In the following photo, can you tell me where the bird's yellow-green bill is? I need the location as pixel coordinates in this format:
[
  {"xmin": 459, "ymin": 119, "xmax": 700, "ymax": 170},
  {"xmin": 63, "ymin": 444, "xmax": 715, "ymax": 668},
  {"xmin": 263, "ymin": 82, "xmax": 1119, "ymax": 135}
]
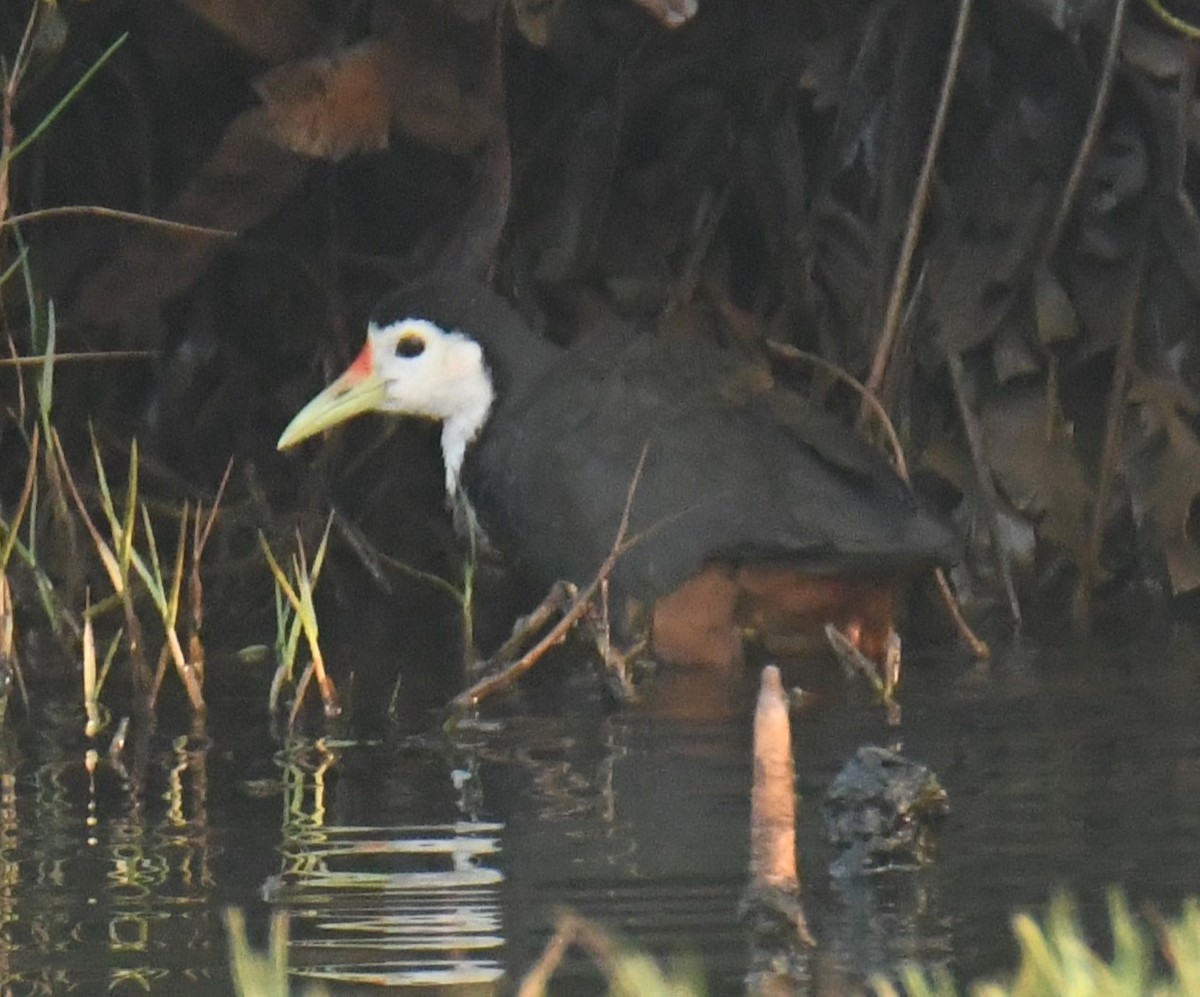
[{"xmin": 277, "ymin": 344, "xmax": 386, "ymax": 450}]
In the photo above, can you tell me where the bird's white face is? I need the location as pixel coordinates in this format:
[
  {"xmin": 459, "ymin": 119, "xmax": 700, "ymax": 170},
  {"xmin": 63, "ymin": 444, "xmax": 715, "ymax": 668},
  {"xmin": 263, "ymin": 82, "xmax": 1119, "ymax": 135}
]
[
  {"xmin": 277, "ymin": 317, "xmax": 495, "ymax": 496},
  {"xmin": 366, "ymin": 319, "xmax": 493, "ymax": 426}
]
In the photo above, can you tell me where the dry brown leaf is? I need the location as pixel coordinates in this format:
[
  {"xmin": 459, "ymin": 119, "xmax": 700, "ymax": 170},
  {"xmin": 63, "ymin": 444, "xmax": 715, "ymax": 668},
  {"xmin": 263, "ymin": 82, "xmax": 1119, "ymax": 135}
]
[
  {"xmin": 1128, "ymin": 374, "xmax": 1200, "ymax": 594},
  {"xmin": 1086, "ymin": 121, "xmax": 1148, "ymax": 217},
  {"xmin": 1067, "ymin": 258, "xmax": 1135, "ymax": 355},
  {"xmin": 255, "ymin": 39, "xmax": 393, "ymax": 161},
  {"xmin": 255, "ymin": 21, "xmax": 500, "ymax": 160},
  {"xmin": 926, "ymin": 242, "xmax": 1020, "ymax": 354},
  {"xmin": 980, "ymin": 387, "xmax": 1094, "ymax": 570},
  {"xmin": 1033, "ymin": 264, "xmax": 1079, "ymax": 346},
  {"xmin": 629, "ymin": 0, "xmax": 699, "ymax": 29},
  {"xmin": 1129, "ymin": 374, "xmax": 1200, "ymax": 432},
  {"xmin": 991, "ymin": 325, "xmax": 1042, "ymax": 383},
  {"xmin": 927, "ymin": 186, "xmax": 1049, "ymax": 355},
  {"xmin": 1144, "ymin": 421, "xmax": 1200, "ymax": 593},
  {"xmin": 511, "ymin": 0, "xmax": 561, "ymax": 47}
]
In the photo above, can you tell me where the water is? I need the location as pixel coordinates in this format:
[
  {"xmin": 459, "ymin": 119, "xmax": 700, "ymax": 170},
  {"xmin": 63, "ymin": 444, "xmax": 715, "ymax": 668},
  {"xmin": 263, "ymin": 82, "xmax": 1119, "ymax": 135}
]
[{"xmin": 4, "ymin": 621, "xmax": 1200, "ymax": 994}]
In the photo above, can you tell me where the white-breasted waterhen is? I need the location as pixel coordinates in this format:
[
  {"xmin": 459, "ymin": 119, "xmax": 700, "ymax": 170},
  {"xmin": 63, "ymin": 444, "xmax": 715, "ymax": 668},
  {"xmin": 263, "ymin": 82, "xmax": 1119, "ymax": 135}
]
[{"xmin": 277, "ymin": 281, "xmax": 956, "ymax": 669}]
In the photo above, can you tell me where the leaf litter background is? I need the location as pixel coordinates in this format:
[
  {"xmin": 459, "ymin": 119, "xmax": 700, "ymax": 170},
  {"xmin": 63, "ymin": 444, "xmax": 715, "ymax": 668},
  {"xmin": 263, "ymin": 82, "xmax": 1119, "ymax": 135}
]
[{"xmin": 4, "ymin": 0, "xmax": 1200, "ymax": 708}]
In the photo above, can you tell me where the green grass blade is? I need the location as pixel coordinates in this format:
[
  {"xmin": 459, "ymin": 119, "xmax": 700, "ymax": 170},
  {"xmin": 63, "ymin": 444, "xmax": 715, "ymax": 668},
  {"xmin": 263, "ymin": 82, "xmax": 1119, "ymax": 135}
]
[
  {"xmin": 89, "ymin": 426, "xmax": 120, "ymax": 537},
  {"xmin": 133, "ymin": 506, "xmax": 167, "ymax": 610},
  {"xmin": 37, "ymin": 300, "xmax": 55, "ymax": 433},
  {"xmin": 224, "ymin": 907, "xmax": 290, "ymax": 997},
  {"xmin": 0, "ymin": 246, "xmax": 27, "ymax": 288},
  {"xmin": 0, "ymin": 33, "xmax": 129, "ymax": 173},
  {"xmin": 0, "ymin": 426, "xmax": 38, "ymax": 570},
  {"xmin": 122, "ymin": 439, "xmax": 139, "ymax": 574},
  {"xmin": 309, "ymin": 514, "xmax": 334, "ymax": 582},
  {"xmin": 261, "ymin": 533, "xmax": 307, "ymax": 709},
  {"xmin": 167, "ymin": 503, "xmax": 188, "ymax": 629},
  {"xmin": 99, "ymin": 627, "xmax": 123, "ymax": 696},
  {"xmin": 259, "ymin": 534, "xmax": 300, "ymax": 610},
  {"xmin": 1106, "ymin": 890, "xmax": 1149, "ymax": 993},
  {"xmin": 56, "ymin": 428, "xmax": 125, "ymax": 594},
  {"xmin": 12, "ymin": 227, "xmax": 37, "ymax": 365}
]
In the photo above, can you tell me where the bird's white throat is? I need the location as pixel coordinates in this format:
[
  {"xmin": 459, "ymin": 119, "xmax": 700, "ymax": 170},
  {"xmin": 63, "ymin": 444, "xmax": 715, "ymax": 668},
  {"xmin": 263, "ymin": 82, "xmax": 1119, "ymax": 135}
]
[
  {"xmin": 441, "ymin": 386, "xmax": 492, "ymax": 495},
  {"xmin": 430, "ymin": 332, "xmax": 494, "ymax": 496}
]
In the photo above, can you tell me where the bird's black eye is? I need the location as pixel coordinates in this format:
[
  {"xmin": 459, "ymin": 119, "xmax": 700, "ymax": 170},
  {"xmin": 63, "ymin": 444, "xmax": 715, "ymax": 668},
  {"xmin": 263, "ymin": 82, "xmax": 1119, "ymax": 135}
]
[{"xmin": 395, "ymin": 334, "xmax": 426, "ymax": 359}]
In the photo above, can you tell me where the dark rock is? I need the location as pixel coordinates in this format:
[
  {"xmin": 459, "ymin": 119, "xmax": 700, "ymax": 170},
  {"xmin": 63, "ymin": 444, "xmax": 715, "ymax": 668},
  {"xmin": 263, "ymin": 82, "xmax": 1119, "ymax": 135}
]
[{"xmin": 823, "ymin": 745, "xmax": 948, "ymax": 877}]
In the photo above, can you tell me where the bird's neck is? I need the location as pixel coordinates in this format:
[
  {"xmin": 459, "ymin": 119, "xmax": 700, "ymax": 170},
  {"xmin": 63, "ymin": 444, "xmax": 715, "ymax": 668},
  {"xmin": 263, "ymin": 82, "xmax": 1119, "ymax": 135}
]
[{"xmin": 440, "ymin": 372, "xmax": 495, "ymax": 496}]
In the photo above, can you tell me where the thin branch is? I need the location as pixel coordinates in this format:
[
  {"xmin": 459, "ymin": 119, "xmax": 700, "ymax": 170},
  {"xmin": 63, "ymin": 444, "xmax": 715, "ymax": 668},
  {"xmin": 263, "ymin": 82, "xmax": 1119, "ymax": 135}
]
[
  {"xmin": 6, "ymin": 1, "xmax": 43, "ymax": 98},
  {"xmin": 447, "ymin": 445, "xmax": 650, "ymax": 716},
  {"xmin": 1040, "ymin": 0, "xmax": 1131, "ymax": 264},
  {"xmin": 188, "ymin": 458, "xmax": 233, "ymax": 675},
  {"xmin": 946, "ymin": 351, "xmax": 1022, "ymax": 626},
  {"xmin": 768, "ymin": 341, "xmax": 909, "ymax": 477},
  {"xmin": 0, "ymin": 350, "xmax": 155, "ymax": 367},
  {"xmin": 1166, "ymin": 41, "xmax": 1199, "ymax": 193},
  {"xmin": 865, "ymin": 0, "xmax": 974, "ymax": 400},
  {"xmin": 516, "ymin": 913, "xmax": 576, "ymax": 997},
  {"xmin": 0, "ymin": 204, "xmax": 240, "ymax": 240},
  {"xmin": 664, "ymin": 180, "xmax": 732, "ymax": 318},
  {"xmin": 1075, "ymin": 231, "xmax": 1146, "ymax": 619},
  {"xmin": 449, "ymin": 577, "xmax": 602, "ymax": 712},
  {"xmin": 0, "ymin": 575, "xmax": 27, "ymax": 716},
  {"xmin": 0, "ymin": 1, "xmax": 43, "ymax": 224},
  {"xmin": 484, "ymin": 581, "xmax": 575, "ymax": 667},
  {"xmin": 934, "ymin": 566, "xmax": 989, "ymax": 658},
  {"xmin": 770, "ymin": 340, "xmax": 989, "ymax": 657},
  {"xmin": 0, "ymin": 423, "xmax": 38, "ymax": 569}
]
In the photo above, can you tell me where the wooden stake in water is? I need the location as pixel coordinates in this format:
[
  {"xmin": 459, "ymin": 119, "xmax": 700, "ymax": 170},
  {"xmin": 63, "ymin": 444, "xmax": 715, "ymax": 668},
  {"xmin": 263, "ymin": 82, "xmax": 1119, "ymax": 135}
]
[
  {"xmin": 750, "ymin": 665, "xmax": 798, "ymax": 893},
  {"xmin": 746, "ymin": 664, "xmax": 815, "ymax": 951}
]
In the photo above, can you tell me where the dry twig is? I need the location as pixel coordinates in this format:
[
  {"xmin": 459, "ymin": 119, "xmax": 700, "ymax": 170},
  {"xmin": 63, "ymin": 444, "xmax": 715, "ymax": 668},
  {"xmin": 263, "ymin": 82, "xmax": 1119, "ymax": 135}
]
[
  {"xmin": 770, "ymin": 341, "xmax": 988, "ymax": 657},
  {"xmin": 187, "ymin": 459, "xmax": 234, "ymax": 680},
  {"xmin": 1040, "ymin": 0, "xmax": 1132, "ymax": 265},
  {"xmin": 0, "ymin": 1, "xmax": 43, "ymax": 225},
  {"xmin": 0, "ymin": 424, "xmax": 40, "ymax": 712},
  {"xmin": 516, "ymin": 910, "xmax": 694, "ymax": 997},
  {"xmin": 0, "ymin": 205, "xmax": 240, "ymax": 240},
  {"xmin": 1076, "ymin": 233, "xmax": 1147, "ymax": 618},
  {"xmin": 946, "ymin": 352, "xmax": 1022, "ymax": 627},
  {"xmin": 865, "ymin": 0, "xmax": 974, "ymax": 401},
  {"xmin": 1166, "ymin": 41, "xmax": 1199, "ymax": 193},
  {"xmin": 826, "ymin": 624, "xmax": 903, "ymax": 726},
  {"xmin": 0, "ymin": 350, "xmax": 156, "ymax": 367},
  {"xmin": 447, "ymin": 446, "xmax": 650, "ymax": 716},
  {"xmin": 483, "ymin": 580, "xmax": 576, "ymax": 668},
  {"xmin": 934, "ymin": 568, "xmax": 989, "ymax": 658}
]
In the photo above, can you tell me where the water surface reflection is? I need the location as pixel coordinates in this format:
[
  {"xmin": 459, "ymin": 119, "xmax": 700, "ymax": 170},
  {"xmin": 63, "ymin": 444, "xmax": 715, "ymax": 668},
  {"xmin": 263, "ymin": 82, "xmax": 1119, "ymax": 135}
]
[{"xmin": 2, "ymin": 627, "xmax": 1200, "ymax": 993}]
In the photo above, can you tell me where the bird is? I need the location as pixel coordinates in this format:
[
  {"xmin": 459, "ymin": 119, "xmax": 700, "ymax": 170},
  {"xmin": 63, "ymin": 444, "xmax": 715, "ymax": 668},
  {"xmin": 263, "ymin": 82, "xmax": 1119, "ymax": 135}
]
[{"xmin": 277, "ymin": 280, "xmax": 956, "ymax": 670}]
